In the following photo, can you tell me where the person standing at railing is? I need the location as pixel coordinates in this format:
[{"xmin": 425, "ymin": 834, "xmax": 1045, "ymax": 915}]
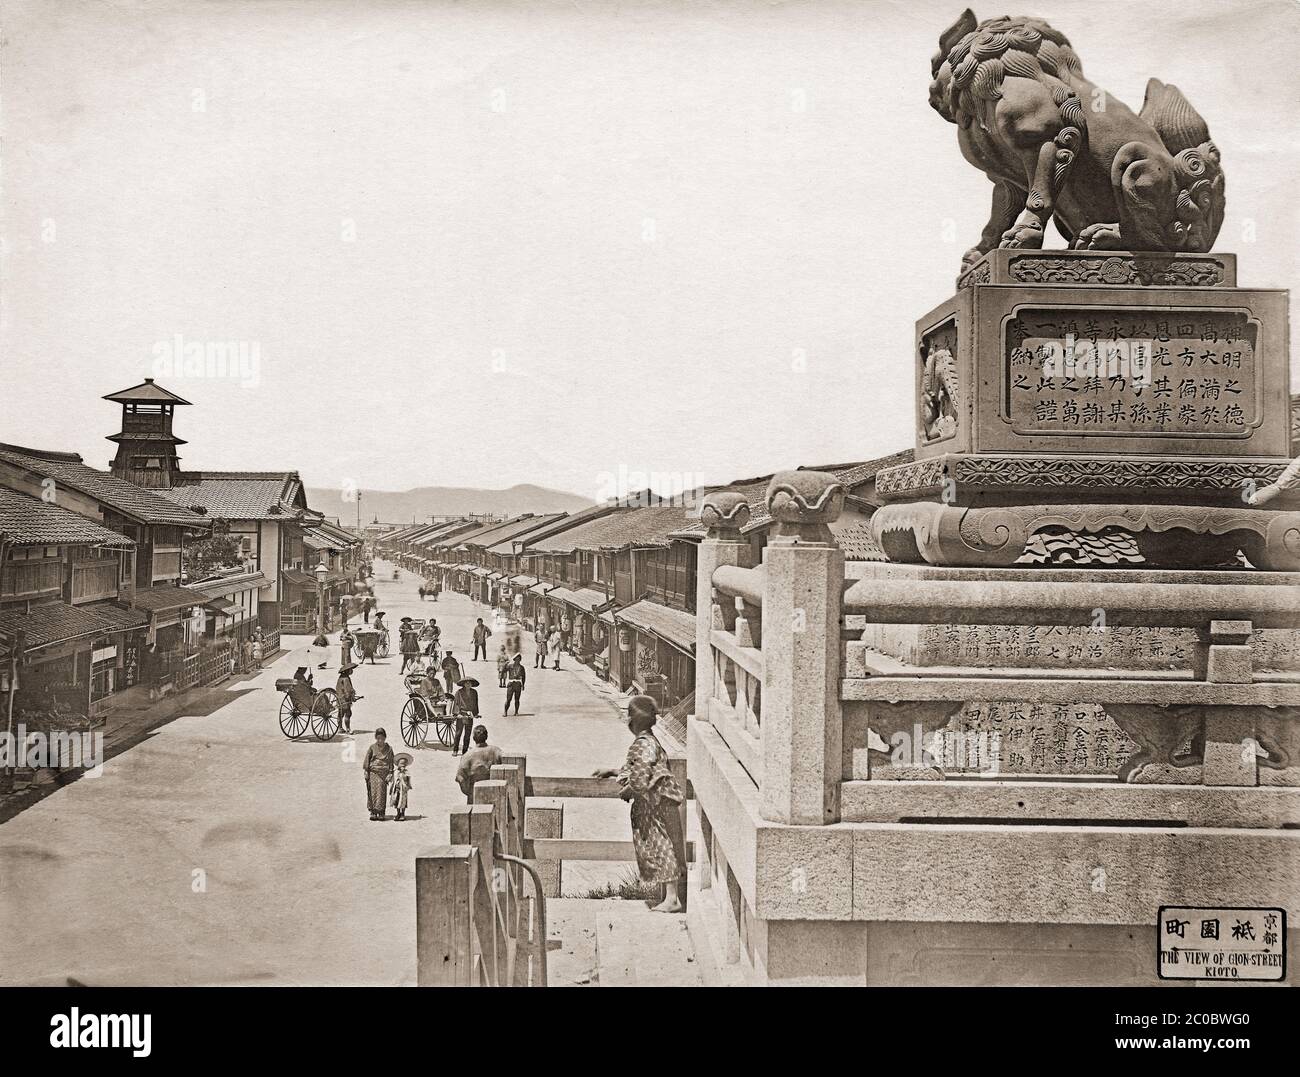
[{"xmin": 593, "ymin": 694, "xmax": 686, "ymax": 913}]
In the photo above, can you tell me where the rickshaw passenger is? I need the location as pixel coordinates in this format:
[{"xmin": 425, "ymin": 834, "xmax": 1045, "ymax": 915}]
[{"xmin": 417, "ymin": 668, "xmax": 445, "ymax": 707}]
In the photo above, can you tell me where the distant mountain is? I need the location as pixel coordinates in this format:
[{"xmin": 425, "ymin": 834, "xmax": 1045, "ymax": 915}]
[{"xmin": 306, "ymin": 483, "xmax": 595, "ymax": 526}]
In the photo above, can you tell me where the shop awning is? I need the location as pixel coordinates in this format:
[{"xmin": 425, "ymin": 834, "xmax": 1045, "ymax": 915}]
[
  {"xmin": 510, "ymin": 575, "xmax": 539, "ymax": 588},
  {"xmin": 528, "ymin": 582, "xmax": 554, "ymax": 596},
  {"xmin": 127, "ymin": 584, "xmax": 199, "ymax": 617},
  {"xmin": 204, "ymin": 597, "xmax": 235, "ymax": 613},
  {"xmin": 488, "ymin": 571, "xmax": 505, "ymax": 581},
  {"xmin": 563, "ymin": 587, "xmax": 615, "ymax": 614},
  {"xmin": 280, "ymin": 569, "xmax": 319, "ymax": 588},
  {"xmin": 471, "ymin": 567, "xmax": 491, "ymax": 578},
  {"xmin": 615, "ymin": 599, "xmax": 696, "ymax": 655}
]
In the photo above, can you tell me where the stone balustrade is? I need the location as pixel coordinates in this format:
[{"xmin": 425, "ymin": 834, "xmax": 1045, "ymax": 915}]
[{"xmin": 687, "ymin": 470, "xmax": 1299, "ymax": 983}]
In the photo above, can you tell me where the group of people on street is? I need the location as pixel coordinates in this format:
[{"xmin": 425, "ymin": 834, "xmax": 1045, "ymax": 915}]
[
  {"xmin": 532, "ymin": 624, "xmax": 565, "ymax": 670},
  {"xmin": 341, "ymin": 571, "xmax": 687, "ymax": 912}
]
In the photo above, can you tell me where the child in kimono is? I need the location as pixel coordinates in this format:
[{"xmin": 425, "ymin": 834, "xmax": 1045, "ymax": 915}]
[{"xmin": 390, "ymin": 754, "xmax": 413, "ymax": 821}]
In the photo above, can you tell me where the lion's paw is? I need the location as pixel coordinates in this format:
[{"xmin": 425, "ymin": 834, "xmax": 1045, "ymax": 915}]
[
  {"xmin": 998, "ymin": 219, "xmax": 1045, "ymax": 250},
  {"xmin": 1075, "ymin": 222, "xmax": 1125, "ymax": 250}
]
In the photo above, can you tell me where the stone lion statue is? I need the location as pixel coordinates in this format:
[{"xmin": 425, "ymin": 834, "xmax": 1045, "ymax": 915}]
[{"xmin": 930, "ymin": 10, "xmax": 1226, "ymax": 275}]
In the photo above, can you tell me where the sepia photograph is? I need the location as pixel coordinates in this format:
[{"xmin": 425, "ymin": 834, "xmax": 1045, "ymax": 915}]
[{"xmin": 0, "ymin": 0, "xmax": 1296, "ymax": 1048}]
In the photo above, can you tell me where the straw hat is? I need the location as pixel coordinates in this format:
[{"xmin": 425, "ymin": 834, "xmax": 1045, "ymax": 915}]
[
  {"xmin": 394, "ymin": 753, "xmax": 413, "ymax": 767},
  {"xmin": 457, "ymin": 676, "xmax": 480, "ymax": 688}
]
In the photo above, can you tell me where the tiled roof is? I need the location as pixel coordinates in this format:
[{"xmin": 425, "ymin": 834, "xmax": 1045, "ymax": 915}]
[
  {"xmin": 0, "ymin": 486, "xmax": 137, "ymax": 548},
  {"xmin": 481, "ymin": 514, "xmax": 567, "ymax": 554},
  {"xmin": 0, "ymin": 444, "xmax": 210, "ymax": 528},
  {"xmin": 301, "ymin": 525, "xmax": 347, "ymax": 552},
  {"xmin": 0, "ymin": 600, "xmax": 146, "ymax": 652},
  {"xmin": 615, "ymin": 599, "xmax": 696, "ymax": 654},
  {"xmin": 103, "ymin": 378, "xmax": 191, "ymax": 405},
  {"xmin": 511, "ymin": 502, "xmax": 621, "ymax": 548},
  {"xmin": 454, "ymin": 515, "xmax": 551, "ymax": 550},
  {"xmin": 413, "ymin": 521, "xmax": 478, "ymax": 547},
  {"xmin": 526, "ymin": 503, "xmax": 695, "ymax": 554},
  {"xmin": 86, "ymin": 603, "xmax": 150, "ymax": 633},
  {"xmin": 158, "ymin": 472, "xmax": 305, "ymax": 520},
  {"xmin": 314, "ymin": 520, "xmax": 362, "ymax": 545},
  {"xmin": 426, "ymin": 520, "xmax": 512, "ymax": 550},
  {"xmin": 830, "ymin": 518, "xmax": 888, "ymax": 562}
]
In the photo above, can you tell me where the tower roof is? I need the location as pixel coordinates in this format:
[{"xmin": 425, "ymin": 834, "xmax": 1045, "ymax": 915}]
[{"xmin": 102, "ymin": 378, "xmax": 192, "ymax": 405}]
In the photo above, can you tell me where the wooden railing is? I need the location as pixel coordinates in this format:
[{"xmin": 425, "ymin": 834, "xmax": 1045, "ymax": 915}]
[
  {"xmin": 524, "ymin": 758, "xmax": 691, "ymax": 907},
  {"xmin": 416, "ymin": 752, "xmax": 692, "ymax": 985},
  {"xmin": 416, "ymin": 753, "xmax": 547, "ymax": 986}
]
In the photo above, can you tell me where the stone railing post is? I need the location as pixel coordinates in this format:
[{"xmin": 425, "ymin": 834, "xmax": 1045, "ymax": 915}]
[
  {"xmin": 759, "ymin": 471, "xmax": 846, "ymax": 825},
  {"xmin": 694, "ymin": 490, "xmax": 754, "ymax": 725}
]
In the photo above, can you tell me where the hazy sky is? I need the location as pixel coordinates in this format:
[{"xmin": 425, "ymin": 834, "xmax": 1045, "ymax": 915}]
[{"xmin": 2, "ymin": 0, "xmax": 1297, "ymax": 504}]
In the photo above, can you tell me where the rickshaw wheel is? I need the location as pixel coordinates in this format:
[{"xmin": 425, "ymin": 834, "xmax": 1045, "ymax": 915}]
[
  {"xmin": 311, "ymin": 688, "xmax": 340, "ymax": 741},
  {"xmin": 400, "ymin": 698, "xmax": 428, "ymax": 747},
  {"xmin": 434, "ymin": 713, "xmax": 457, "ymax": 748},
  {"xmin": 378, "ymin": 637, "xmax": 390, "ymax": 658},
  {"xmin": 279, "ymin": 695, "xmax": 309, "ymax": 739}
]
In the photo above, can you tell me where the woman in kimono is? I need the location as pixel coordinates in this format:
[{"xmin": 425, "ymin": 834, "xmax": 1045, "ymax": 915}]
[
  {"xmin": 363, "ymin": 727, "xmax": 395, "ymax": 820},
  {"xmin": 593, "ymin": 695, "xmax": 686, "ymax": 912}
]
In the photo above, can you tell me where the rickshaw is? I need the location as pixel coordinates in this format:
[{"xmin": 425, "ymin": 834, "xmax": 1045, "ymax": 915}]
[
  {"xmin": 352, "ymin": 625, "xmax": 389, "ymax": 661},
  {"xmin": 274, "ymin": 674, "xmax": 340, "ymax": 740},
  {"xmin": 399, "ymin": 663, "xmax": 457, "ymax": 748}
]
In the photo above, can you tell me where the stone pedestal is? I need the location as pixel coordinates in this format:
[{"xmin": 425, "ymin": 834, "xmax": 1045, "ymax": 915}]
[{"xmin": 872, "ymin": 249, "xmax": 1298, "ymax": 568}]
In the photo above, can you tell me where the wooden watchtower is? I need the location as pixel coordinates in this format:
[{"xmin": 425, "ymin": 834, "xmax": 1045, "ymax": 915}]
[{"xmin": 104, "ymin": 378, "xmax": 192, "ymax": 489}]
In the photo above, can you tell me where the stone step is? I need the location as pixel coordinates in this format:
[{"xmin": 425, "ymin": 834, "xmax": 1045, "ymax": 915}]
[{"xmin": 544, "ymin": 897, "xmax": 700, "ymax": 987}]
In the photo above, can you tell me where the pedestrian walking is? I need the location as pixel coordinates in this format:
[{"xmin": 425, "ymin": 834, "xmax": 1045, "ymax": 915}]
[
  {"xmin": 534, "ymin": 627, "xmax": 547, "ymax": 668},
  {"xmin": 496, "ymin": 644, "xmax": 510, "ymax": 687},
  {"xmin": 504, "ymin": 654, "xmax": 526, "ymax": 716},
  {"xmin": 593, "ymin": 695, "xmax": 686, "ymax": 913},
  {"xmin": 455, "ymin": 725, "xmax": 502, "ymax": 803},
  {"xmin": 340, "ymin": 595, "xmax": 351, "ymax": 629},
  {"xmin": 390, "ymin": 753, "xmax": 413, "ymax": 821},
  {"xmin": 362, "ymin": 596, "xmax": 372, "ymax": 624},
  {"xmin": 451, "ymin": 676, "xmax": 480, "ymax": 756},
  {"xmin": 399, "ymin": 618, "xmax": 419, "ymax": 674},
  {"xmin": 336, "ymin": 663, "xmax": 359, "ymax": 734},
  {"xmin": 472, "ymin": 618, "xmax": 492, "ymax": 662},
  {"xmin": 547, "ymin": 626, "xmax": 562, "ymax": 670},
  {"xmin": 440, "ymin": 650, "xmax": 463, "ymax": 696},
  {"xmin": 339, "ymin": 626, "xmax": 354, "ymax": 669},
  {"xmin": 560, "ymin": 613, "xmax": 572, "ymax": 653},
  {"xmin": 363, "ymin": 727, "xmax": 395, "ymax": 820},
  {"xmin": 251, "ymin": 636, "xmax": 264, "ymax": 670}
]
